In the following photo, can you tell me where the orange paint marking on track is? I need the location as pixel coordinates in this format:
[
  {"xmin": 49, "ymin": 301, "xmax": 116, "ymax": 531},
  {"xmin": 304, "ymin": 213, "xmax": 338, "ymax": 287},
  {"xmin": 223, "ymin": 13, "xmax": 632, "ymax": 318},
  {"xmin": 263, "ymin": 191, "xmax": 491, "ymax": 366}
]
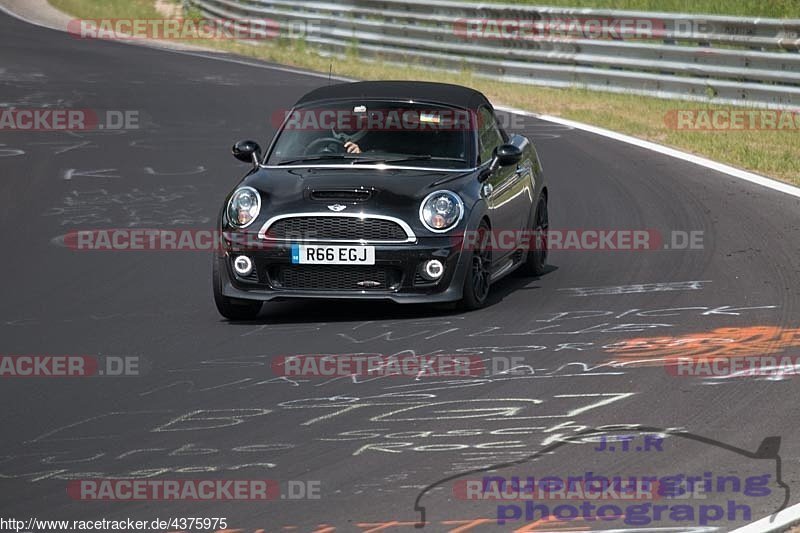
[
  {"xmin": 513, "ymin": 514, "xmax": 594, "ymax": 531},
  {"xmin": 604, "ymin": 326, "xmax": 800, "ymax": 367},
  {"xmin": 440, "ymin": 518, "xmax": 496, "ymax": 531},
  {"xmin": 355, "ymin": 522, "xmax": 419, "ymax": 532}
]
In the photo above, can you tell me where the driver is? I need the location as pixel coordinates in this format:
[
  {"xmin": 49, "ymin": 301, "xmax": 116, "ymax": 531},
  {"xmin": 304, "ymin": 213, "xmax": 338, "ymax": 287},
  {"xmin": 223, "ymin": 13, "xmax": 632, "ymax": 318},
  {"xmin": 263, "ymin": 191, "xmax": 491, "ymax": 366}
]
[
  {"xmin": 341, "ymin": 130, "xmax": 399, "ymax": 154},
  {"xmin": 344, "ymin": 140, "xmax": 362, "ymax": 154},
  {"xmin": 337, "ymin": 109, "xmax": 452, "ymax": 155}
]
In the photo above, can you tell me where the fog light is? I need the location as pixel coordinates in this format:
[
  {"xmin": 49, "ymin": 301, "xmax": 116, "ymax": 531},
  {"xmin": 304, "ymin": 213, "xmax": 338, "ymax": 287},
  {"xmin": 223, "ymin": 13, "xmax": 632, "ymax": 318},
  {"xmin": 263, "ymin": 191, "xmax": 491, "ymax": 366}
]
[
  {"xmin": 421, "ymin": 259, "xmax": 444, "ymax": 280},
  {"xmin": 233, "ymin": 255, "xmax": 253, "ymax": 276}
]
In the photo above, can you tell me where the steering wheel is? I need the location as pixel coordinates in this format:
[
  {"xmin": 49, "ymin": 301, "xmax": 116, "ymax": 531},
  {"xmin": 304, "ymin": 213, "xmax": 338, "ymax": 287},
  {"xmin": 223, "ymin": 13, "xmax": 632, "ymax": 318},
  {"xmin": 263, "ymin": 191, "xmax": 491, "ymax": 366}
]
[
  {"xmin": 302, "ymin": 127, "xmax": 369, "ymax": 156},
  {"xmin": 303, "ymin": 137, "xmax": 346, "ymax": 155}
]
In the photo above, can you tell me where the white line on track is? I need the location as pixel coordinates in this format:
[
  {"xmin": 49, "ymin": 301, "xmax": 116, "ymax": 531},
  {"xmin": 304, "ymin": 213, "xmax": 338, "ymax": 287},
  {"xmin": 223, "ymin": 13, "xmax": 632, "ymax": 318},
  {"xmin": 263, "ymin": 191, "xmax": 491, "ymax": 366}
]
[
  {"xmin": 729, "ymin": 502, "xmax": 800, "ymax": 533},
  {"xmin": 495, "ymin": 105, "xmax": 800, "ymax": 200}
]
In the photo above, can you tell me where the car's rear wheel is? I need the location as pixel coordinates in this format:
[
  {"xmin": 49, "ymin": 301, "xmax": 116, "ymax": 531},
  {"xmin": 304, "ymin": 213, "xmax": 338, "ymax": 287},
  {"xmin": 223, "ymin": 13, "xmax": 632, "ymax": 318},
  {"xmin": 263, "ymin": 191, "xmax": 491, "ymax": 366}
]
[
  {"xmin": 212, "ymin": 256, "xmax": 262, "ymax": 320},
  {"xmin": 519, "ymin": 195, "xmax": 548, "ymax": 276},
  {"xmin": 460, "ymin": 220, "xmax": 492, "ymax": 310}
]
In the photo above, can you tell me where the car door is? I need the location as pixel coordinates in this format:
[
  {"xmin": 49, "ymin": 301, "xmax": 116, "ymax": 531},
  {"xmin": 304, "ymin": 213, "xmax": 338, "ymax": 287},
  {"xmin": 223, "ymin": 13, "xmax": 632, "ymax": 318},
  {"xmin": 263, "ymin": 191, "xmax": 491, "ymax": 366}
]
[{"xmin": 478, "ymin": 106, "xmax": 521, "ymax": 264}]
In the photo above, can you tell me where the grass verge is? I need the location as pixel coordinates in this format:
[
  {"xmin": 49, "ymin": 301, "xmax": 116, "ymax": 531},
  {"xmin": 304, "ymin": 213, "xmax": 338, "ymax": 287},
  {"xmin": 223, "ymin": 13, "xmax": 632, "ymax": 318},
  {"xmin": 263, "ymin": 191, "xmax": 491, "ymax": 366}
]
[
  {"xmin": 49, "ymin": 0, "xmax": 800, "ymax": 185},
  {"xmin": 473, "ymin": 0, "xmax": 797, "ymax": 18},
  {"xmin": 49, "ymin": 0, "xmax": 162, "ymax": 19}
]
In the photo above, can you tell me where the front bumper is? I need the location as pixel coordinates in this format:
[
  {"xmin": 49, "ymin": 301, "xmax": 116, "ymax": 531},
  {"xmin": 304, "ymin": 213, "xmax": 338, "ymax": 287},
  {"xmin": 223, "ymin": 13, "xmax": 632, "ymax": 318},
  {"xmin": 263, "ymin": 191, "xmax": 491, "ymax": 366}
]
[{"xmin": 218, "ymin": 237, "xmax": 469, "ymax": 303}]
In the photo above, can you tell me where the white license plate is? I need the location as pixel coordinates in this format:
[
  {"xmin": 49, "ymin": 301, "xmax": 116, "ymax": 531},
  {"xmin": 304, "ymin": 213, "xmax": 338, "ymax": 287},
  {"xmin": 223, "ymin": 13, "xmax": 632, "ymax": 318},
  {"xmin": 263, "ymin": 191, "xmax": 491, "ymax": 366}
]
[{"xmin": 291, "ymin": 244, "xmax": 375, "ymax": 265}]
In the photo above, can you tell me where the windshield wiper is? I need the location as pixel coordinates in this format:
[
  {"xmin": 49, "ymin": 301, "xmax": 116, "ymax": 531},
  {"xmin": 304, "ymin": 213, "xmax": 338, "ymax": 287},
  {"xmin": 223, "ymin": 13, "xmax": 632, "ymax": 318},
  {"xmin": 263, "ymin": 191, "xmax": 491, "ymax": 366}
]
[
  {"xmin": 372, "ymin": 156, "xmax": 467, "ymax": 165},
  {"xmin": 277, "ymin": 155, "xmax": 467, "ymax": 166},
  {"xmin": 276, "ymin": 154, "xmax": 369, "ymax": 165}
]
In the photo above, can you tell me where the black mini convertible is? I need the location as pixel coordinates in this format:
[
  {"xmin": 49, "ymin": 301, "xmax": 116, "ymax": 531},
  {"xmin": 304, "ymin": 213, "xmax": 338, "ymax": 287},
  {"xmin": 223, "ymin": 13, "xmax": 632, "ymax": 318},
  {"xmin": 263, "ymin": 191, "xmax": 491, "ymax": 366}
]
[{"xmin": 213, "ymin": 81, "xmax": 548, "ymax": 319}]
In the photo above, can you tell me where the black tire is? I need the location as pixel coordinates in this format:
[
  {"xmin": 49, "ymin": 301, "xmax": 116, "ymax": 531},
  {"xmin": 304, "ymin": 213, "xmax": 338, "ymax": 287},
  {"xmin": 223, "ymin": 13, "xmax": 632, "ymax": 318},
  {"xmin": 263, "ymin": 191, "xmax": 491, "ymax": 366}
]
[
  {"xmin": 212, "ymin": 256, "xmax": 263, "ymax": 320},
  {"xmin": 459, "ymin": 220, "xmax": 492, "ymax": 311},
  {"xmin": 518, "ymin": 195, "xmax": 548, "ymax": 277}
]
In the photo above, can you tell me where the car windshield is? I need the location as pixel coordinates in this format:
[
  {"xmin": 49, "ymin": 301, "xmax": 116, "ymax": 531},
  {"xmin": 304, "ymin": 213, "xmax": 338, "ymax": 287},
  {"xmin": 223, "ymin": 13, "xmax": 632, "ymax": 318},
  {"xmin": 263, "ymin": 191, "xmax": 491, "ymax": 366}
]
[{"xmin": 266, "ymin": 100, "xmax": 472, "ymax": 169}]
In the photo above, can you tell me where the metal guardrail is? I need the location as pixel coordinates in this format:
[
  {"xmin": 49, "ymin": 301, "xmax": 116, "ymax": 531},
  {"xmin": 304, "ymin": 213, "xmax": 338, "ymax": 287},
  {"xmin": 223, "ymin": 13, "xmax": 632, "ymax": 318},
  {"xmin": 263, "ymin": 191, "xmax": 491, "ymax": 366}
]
[{"xmin": 186, "ymin": 0, "xmax": 800, "ymax": 108}]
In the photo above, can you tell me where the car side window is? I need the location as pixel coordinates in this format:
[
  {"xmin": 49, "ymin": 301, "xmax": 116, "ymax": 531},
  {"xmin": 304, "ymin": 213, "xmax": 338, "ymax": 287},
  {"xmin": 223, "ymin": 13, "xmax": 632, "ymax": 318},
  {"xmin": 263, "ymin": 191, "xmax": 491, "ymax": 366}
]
[{"xmin": 478, "ymin": 107, "xmax": 505, "ymax": 164}]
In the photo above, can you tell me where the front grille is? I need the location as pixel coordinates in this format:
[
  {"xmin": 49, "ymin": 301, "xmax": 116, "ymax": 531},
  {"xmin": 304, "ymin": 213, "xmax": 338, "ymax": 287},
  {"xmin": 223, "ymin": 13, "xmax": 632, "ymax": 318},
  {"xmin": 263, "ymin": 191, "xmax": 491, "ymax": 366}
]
[
  {"xmin": 265, "ymin": 216, "xmax": 409, "ymax": 242},
  {"xmin": 271, "ymin": 265, "xmax": 401, "ymax": 291}
]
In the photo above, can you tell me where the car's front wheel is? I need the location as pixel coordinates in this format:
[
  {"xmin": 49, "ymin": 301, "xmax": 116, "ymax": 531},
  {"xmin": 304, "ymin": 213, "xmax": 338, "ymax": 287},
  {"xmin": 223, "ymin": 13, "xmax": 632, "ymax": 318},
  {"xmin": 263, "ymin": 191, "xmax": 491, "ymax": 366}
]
[
  {"xmin": 212, "ymin": 256, "xmax": 262, "ymax": 320},
  {"xmin": 518, "ymin": 195, "xmax": 548, "ymax": 276},
  {"xmin": 459, "ymin": 220, "xmax": 492, "ymax": 310}
]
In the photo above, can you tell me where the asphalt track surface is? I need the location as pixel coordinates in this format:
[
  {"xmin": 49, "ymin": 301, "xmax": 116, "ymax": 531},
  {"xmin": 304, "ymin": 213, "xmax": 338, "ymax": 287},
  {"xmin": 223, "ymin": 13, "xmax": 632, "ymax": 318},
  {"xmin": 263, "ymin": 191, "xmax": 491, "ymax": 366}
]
[{"xmin": 1, "ymin": 9, "xmax": 800, "ymax": 533}]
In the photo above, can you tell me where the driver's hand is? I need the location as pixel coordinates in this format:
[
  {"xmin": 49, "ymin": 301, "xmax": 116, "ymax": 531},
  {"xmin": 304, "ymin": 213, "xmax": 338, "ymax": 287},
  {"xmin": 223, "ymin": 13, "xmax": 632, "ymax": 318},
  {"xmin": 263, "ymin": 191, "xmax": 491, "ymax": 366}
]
[{"xmin": 344, "ymin": 141, "xmax": 361, "ymax": 154}]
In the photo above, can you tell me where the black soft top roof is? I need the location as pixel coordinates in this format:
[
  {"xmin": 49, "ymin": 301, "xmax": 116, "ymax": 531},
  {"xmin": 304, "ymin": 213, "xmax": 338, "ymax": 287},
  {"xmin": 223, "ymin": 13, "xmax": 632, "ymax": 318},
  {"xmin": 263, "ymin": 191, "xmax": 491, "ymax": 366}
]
[{"xmin": 295, "ymin": 81, "xmax": 491, "ymax": 110}]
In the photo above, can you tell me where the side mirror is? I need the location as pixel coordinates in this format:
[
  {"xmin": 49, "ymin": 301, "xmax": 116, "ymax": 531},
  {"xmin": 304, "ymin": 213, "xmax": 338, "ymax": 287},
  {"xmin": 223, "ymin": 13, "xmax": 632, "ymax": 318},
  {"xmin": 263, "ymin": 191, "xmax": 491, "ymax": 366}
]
[
  {"xmin": 479, "ymin": 144, "xmax": 523, "ymax": 182},
  {"xmin": 494, "ymin": 144, "xmax": 523, "ymax": 167},
  {"xmin": 232, "ymin": 140, "xmax": 262, "ymax": 166}
]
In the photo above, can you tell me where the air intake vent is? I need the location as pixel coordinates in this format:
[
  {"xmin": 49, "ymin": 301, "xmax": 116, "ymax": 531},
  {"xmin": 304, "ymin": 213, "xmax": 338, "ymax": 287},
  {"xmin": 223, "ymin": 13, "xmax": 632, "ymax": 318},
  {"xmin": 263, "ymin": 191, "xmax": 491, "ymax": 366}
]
[
  {"xmin": 310, "ymin": 188, "xmax": 372, "ymax": 202},
  {"xmin": 271, "ymin": 265, "xmax": 401, "ymax": 291}
]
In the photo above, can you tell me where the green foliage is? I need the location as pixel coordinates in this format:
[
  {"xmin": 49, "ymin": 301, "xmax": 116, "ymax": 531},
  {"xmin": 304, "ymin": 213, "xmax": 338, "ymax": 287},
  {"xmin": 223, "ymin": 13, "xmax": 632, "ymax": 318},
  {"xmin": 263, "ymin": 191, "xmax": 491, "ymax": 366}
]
[{"xmin": 480, "ymin": 0, "xmax": 797, "ymax": 18}]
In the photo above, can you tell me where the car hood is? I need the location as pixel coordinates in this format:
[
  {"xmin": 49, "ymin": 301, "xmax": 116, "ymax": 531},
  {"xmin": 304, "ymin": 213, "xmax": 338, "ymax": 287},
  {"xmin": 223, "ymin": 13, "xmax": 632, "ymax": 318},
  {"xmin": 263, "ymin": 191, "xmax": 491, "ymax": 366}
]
[{"xmin": 241, "ymin": 166, "xmax": 478, "ymax": 224}]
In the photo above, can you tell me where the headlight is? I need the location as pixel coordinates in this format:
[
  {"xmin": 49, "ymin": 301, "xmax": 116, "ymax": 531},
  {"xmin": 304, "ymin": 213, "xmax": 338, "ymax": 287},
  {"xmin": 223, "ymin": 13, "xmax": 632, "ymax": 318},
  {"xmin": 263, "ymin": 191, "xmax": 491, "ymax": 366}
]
[
  {"xmin": 226, "ymin": 186, "xmax": 261, "ymax": 228},
  {"xmin": 419, "ymin": 190, "xmax": 464, "ymax": 232}
]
